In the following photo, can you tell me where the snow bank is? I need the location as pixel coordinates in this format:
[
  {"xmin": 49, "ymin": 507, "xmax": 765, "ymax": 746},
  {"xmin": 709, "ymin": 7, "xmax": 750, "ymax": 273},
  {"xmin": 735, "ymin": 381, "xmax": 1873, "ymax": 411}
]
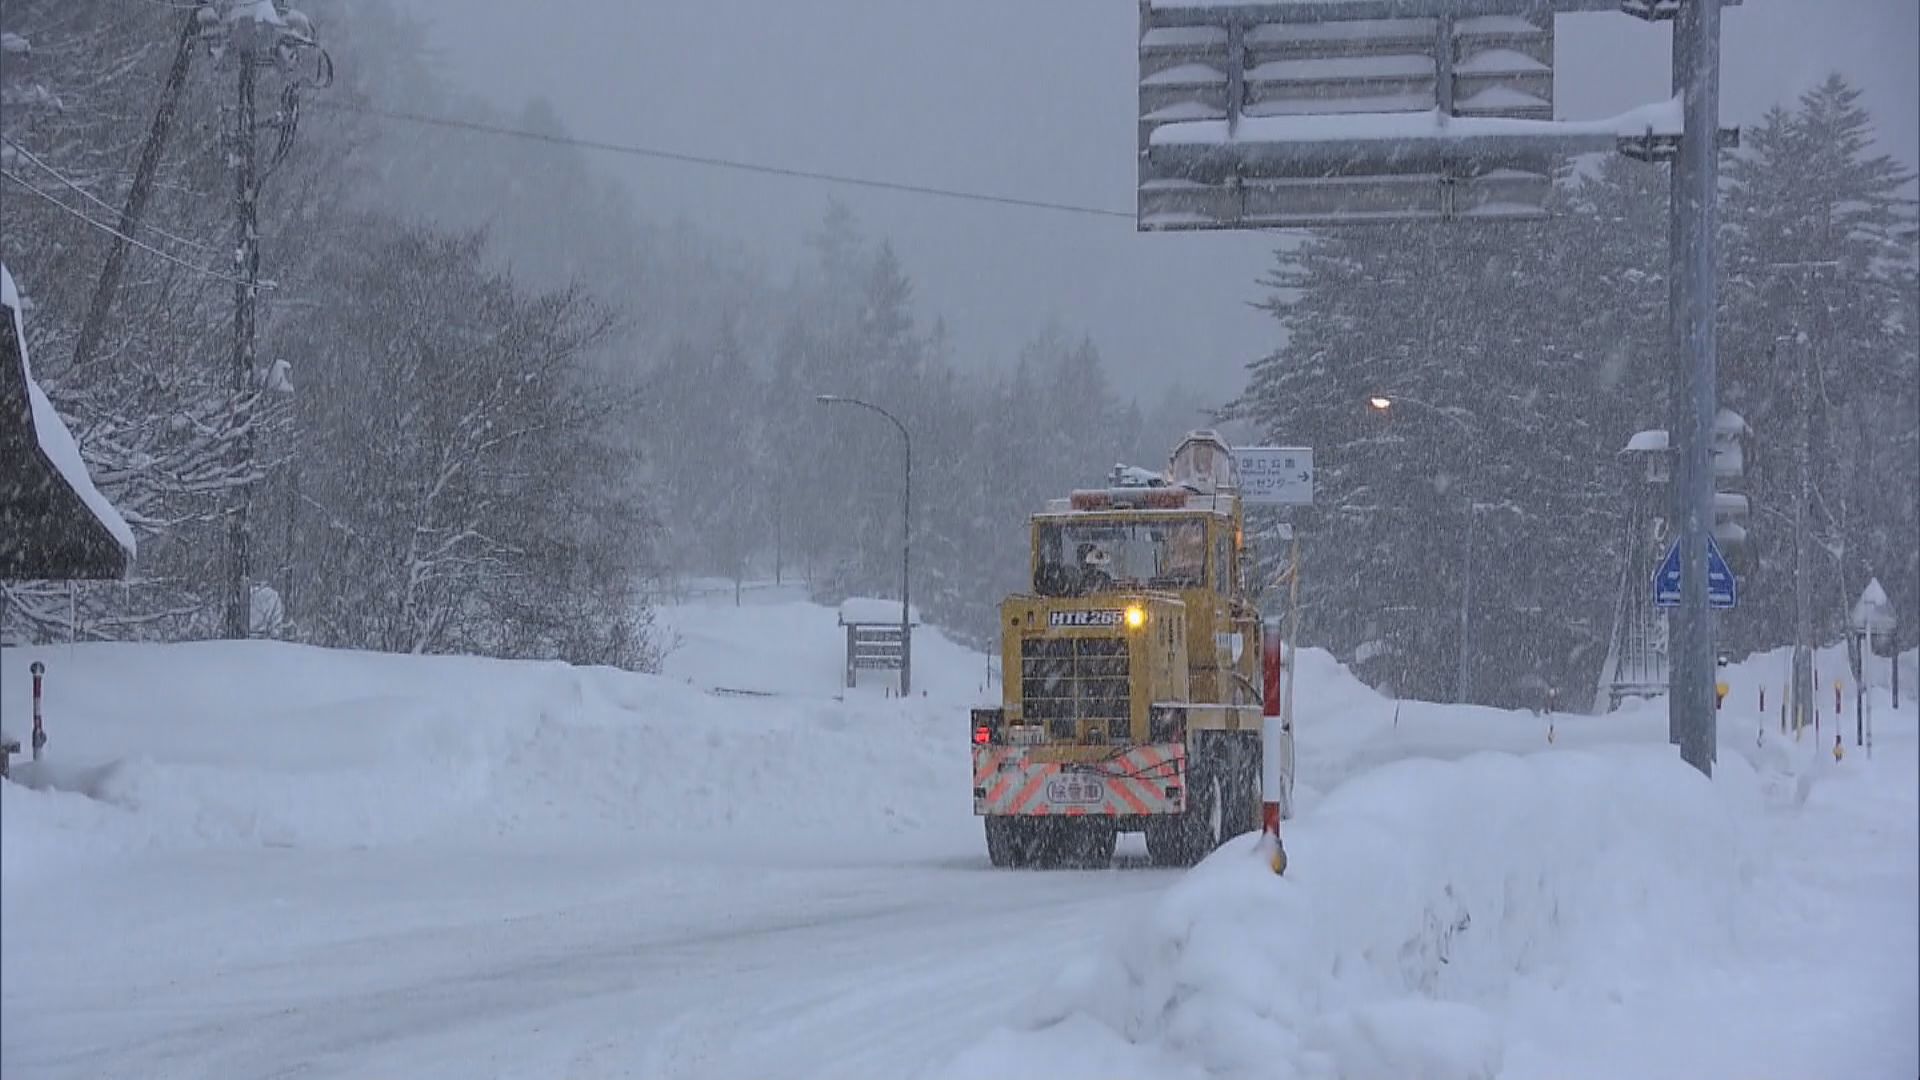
[
  {"xmin": 934, "ymin": 639, "xmax": 1920, "ymax": 1080},
  {"xmin": 934, "ymin": 746, "xmax": 1765, "ymax": 1080},
  {"xmin": 1, "ymin": 600, "xmax": 994, "ymax": 882}
]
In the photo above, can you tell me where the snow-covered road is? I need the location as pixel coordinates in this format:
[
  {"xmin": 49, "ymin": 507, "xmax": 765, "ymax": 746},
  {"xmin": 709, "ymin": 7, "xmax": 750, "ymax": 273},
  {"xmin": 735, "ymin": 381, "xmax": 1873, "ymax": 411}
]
[
  {"xmin": 4, "ymin": 593, "xmax": 1914, "ymax": 1079},
  {"xmin": 1, "ymin": 593, "xmax": 1173, "ymax": 1079},
  {"xmin": 4, "ymin": 842, "xmax": 1172, "ymax": 1079}
]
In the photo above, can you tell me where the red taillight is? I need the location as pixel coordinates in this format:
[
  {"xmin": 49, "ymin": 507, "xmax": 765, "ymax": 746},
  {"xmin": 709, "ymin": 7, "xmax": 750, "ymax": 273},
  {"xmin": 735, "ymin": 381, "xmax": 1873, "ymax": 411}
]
[{"xmin": 971, "ymin": 708, "xmax": 1004, "ymax": 746}]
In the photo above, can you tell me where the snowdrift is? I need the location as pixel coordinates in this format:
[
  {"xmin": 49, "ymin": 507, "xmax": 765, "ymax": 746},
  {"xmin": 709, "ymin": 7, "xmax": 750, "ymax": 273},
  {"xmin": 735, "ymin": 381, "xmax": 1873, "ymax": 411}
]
[
  {"xmin": 933, "ymin": 747, "xmax": 1765, "ymax": 1080},
  {"xmin": 1, "ymin": 601, "xmax": 993, "ymax": 882},
  {"xmin": 933, "ymin": 646, "xmax": 1920, "ymax": 1080}
]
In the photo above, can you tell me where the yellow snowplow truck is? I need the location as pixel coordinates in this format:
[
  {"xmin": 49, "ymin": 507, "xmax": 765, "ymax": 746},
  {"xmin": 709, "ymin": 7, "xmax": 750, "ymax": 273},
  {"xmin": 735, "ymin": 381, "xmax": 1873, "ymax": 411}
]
[{"xmin": 971, "ymin": 431, "xmax": 1295, "ymax": 869}]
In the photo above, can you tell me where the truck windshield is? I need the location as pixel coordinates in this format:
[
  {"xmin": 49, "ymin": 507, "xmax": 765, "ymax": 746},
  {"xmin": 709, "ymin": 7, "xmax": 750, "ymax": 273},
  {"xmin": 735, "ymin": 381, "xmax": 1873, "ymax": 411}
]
[{"xmin": 1034, "ymin": 519, "xmax": 1208, "ymax": 596}]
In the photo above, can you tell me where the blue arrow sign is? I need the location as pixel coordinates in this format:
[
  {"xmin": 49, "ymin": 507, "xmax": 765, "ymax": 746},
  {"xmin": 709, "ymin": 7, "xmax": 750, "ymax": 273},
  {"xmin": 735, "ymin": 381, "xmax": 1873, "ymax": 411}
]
[{"xmin": 1654, "ymin": 534, "xmax": 1736, "ymax": 609}]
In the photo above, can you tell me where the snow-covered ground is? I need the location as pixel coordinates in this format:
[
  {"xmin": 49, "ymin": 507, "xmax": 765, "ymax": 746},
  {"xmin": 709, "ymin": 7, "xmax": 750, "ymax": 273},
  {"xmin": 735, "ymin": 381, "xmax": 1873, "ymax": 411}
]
[
  {"xmin": 3, "ymin": 593, "xmax": 1913, "ymax": 1079},
  {"xmin": 940, "ymin": 645, "xmax": 1920, "ymax": 1080}
]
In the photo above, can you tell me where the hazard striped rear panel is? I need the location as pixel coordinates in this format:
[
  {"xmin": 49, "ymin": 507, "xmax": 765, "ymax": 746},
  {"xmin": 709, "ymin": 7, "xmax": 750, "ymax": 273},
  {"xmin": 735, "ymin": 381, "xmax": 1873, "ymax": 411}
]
[{"xmin": 972, "ymin": 743, "xmax": 1186, "ymax": 817}]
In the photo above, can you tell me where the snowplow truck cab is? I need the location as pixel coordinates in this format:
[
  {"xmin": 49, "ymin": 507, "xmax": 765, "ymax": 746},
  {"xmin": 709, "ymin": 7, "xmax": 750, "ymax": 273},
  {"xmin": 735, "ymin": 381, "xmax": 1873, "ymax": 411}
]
[{"xmin": 971, "ymin": 431, "xmax": 1294, "ymax": 869}]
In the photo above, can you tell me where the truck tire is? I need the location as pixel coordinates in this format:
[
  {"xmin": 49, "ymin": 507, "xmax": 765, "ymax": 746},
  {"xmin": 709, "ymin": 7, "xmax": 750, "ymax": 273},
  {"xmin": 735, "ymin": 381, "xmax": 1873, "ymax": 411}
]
[
  {"xmin": 985, "ymin": 816, "xmax": 1039, "ymax": 868},
  {"xmin": 1059, "ymin": 818, "xmax": 1117, "ymax": 870},
  {"xmin": 1220, "ymin": 734, "xmax": 1260, "ymax": 841},
  {"xmin": 1145, "ymin": 755, "xmax": 1223, "ymax": 867}
]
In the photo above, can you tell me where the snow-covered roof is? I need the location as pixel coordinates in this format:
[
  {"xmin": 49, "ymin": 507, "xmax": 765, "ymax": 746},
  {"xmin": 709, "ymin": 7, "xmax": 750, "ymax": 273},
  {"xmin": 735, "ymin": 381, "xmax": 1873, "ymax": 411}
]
[
  {"xmin": 1, "ymin": 262, "xmax": 136, "ymax": 574},
  {"xmin": 838, "ymin": 597, "xmax": 920, "ymax": 627}
]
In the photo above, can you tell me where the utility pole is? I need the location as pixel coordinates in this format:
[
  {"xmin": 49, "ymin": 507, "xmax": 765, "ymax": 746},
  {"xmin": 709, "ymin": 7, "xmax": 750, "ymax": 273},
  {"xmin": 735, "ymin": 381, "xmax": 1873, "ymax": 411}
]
[
  {"xmin": 224, "ymin": 23, "xmax": 262, "ymax": 640},
  {"xmin": 72, "ymin": 12, "xmax": 198, "ymax": 368},
  {"xmin": 1667, "ymin": 0, "xmax": 1724, "ymax": 777},
  {"xmin": 1793, "ymin": 328, "xmax": 1812, "ymax": 735},
  {"xmin": 1458, "ymin": 460, "xmax": 1475, "ymax": 705},
  {"xmin": 283, "ymin": 458, "xmax": 299, "ymax": 625}
]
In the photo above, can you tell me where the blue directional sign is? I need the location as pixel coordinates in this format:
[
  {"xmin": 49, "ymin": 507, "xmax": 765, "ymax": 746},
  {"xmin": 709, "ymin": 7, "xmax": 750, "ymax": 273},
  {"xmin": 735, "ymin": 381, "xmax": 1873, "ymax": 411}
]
[{"xmin": 1654, "ymin": 534, "xmax": 1736, "ymax": 610}]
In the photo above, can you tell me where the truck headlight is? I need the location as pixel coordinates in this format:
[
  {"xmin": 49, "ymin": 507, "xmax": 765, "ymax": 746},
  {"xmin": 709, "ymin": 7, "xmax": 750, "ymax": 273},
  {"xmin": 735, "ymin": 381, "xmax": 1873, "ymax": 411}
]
[{"xmin": 1125, "ymin": 604, "xmax": 1146, "ymax": 629}]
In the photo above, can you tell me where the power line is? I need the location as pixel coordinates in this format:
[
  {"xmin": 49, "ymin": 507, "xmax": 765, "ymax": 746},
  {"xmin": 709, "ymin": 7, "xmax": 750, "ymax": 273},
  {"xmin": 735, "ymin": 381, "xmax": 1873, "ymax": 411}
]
[
  {"xmin": 310, "ymin": 100, "xmax": 1137, "ymax": 222},
  {"xmin": 4, "ymin": 137, "xmax": 221, "ymax": 255},
  {"xmin": 2, "ymin": 169, "xmax": 257, "ymax": 288}
]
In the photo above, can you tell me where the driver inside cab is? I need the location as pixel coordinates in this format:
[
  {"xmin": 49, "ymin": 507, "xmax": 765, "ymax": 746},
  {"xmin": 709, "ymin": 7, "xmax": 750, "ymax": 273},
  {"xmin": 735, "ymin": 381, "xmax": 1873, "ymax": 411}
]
[{"xmin": 1078, "ymin": 542, "xmax": 1114, "ymax": 593}]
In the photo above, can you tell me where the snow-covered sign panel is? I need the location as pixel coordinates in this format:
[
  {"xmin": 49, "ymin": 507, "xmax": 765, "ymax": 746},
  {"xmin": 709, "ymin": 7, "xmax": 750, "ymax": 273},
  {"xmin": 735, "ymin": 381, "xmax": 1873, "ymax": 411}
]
[
  {"xmin": 1851, "ymin": 578, "xmax": 1896, "ymax": 634},
  {"xmin": 838, "ymin": 597, "xmax": 920, "ymax": 627},
  {"xmin": 1137, "ymin": 0, "xmax": 1671, "ymax": 230},
  {"xmin": 0, "ymin": 262, "xmax": 135, "ymax": 580},
  {"xmin": 1233, "ymin": 446, "xmax": 1314, "ymax": 506}
]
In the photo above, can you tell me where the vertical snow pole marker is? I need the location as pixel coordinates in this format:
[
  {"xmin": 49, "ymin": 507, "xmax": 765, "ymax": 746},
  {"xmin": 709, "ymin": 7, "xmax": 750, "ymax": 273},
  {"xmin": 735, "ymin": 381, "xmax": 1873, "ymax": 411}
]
[
  {"xmin": 29, "ymin": 661, "xmax": 46, "ymax": 762},
  {"xmin": 1864, "ymin": 626, "xmax": 1874, "ymax": 758},
  {"xmin": 1258, "ymin": 616, "xmax": 1287, "ymax": 875}
]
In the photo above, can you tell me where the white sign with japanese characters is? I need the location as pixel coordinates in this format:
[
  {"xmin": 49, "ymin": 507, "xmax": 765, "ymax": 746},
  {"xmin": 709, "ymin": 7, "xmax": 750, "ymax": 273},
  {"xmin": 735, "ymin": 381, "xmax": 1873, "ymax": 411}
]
[{"xmin": 1234, "ymin": 447, "xmax": 1314, "ymax": 506}]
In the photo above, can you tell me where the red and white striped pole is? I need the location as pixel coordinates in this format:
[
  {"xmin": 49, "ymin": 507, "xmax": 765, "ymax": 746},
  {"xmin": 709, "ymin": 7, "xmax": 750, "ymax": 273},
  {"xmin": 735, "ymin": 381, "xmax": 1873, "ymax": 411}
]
[
  {"xmin": 1258, "ymin": 617, "xmax": 1287, "ymax": 875},
  {"xmin": 29, "ymin": 661, "xmax": 46, "ymax": 762}
]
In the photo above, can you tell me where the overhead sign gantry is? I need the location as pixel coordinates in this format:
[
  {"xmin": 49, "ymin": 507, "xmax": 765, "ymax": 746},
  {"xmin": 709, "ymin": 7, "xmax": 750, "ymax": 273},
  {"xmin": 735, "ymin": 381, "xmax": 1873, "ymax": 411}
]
[{"xmin": 1139, "ymin": 0, "xmax": 1742, "ymax": 776}]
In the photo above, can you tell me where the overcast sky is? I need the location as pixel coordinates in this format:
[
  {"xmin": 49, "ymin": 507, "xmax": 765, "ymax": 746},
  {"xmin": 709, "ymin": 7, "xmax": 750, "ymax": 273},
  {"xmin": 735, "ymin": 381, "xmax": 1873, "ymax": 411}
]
[{"xmin": 400, "ymin": 0, "xmax": 1917, "ymax": 402}]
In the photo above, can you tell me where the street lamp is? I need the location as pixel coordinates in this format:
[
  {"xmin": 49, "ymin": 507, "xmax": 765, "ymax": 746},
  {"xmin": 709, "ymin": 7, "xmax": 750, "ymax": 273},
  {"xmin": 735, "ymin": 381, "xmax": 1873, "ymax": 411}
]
[
  {"xmin": 1366, "ymin": 393, "xmax": 1479, "ymax": 705},
  {"xmin": 816, "ymin": 394, "xmax": 913, "ymax": 695}
]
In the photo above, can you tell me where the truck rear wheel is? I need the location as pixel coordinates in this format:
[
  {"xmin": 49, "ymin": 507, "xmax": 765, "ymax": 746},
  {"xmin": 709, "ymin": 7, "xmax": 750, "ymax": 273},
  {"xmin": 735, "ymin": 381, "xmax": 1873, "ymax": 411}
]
[
  {"xmin": 1145, "ymin": 758, "xmax": 1222, "ymax": 867},
  {"xmin": 1220, "ymin": 734, "xmax": 1261, "ymax": 841},
  {"xmin": 1059, "ymin": 819, "xmax": 1117, "ymax": 870},
  {"xmin": 985, "ymin": 816, "xmax": 1037, "ymax": 868}
]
